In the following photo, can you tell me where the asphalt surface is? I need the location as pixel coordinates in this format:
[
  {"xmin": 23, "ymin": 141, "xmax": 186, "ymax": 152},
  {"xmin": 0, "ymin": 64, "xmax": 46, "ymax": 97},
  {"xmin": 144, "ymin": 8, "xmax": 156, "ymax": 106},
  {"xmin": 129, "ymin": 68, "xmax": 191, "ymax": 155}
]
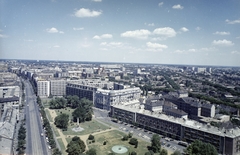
[
  {"xmin": 24, "ymin": 80, "xmax": 50, "ymax": 155},
  {"xmin": 93, "ymin": 108, "xmax": 187, "ymax": 154}
]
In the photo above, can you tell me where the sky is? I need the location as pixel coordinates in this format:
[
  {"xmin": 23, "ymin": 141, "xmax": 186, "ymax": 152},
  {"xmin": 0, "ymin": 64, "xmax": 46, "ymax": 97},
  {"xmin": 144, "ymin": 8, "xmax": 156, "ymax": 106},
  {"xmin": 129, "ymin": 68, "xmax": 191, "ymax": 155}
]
[{"xmin": 0, "ymin": 0, "xmax": 240, "ymax": 66}]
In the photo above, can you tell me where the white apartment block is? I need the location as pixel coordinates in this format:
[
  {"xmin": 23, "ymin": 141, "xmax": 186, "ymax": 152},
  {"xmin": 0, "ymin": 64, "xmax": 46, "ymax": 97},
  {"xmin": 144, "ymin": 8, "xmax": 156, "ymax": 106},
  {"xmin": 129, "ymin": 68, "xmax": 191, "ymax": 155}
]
[
  {"xmin": 50, "ymin": 79, "xmax": 66, "ymax": 96},
  {"xmin": 94, "ymin": 87, "xmax": 141, "ymax": 110},
  {"xmin": 37, "ymin": 80, "xmax": 50, "ymax": 97}
]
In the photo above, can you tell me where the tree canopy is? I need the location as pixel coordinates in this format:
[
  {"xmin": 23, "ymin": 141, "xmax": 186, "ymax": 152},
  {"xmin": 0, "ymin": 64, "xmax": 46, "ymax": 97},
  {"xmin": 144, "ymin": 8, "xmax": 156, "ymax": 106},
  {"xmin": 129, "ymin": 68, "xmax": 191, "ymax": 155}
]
[
  {"xmin": 72, "ymin": 98, "xmax": 93, "ymax": 122},
  {"xmin": 66, "ymin": 95, "xmax": 81, "ymax": 108},
  {"xmin": 151, "ymin": 134, "xmax": 161, "ymax": 153},
  {"xmin": 160, "ymin": 149, "xmax": 168, "ymax": 155},
  {"xmin": 66, "ymin": 136, "xmax": 86, "ymax": 155},
  {"xmin": 171, "ymin": 150, "xmax": 181, "ymax": 155},
  {"xmin": 185, "ymin": 140, "xmax": 218, "ymax": 155},
  {"xmin": 50, "ymin": 97, "xmax": 67, "ymax": 109},
  {"xmin": 54, "ymin": 113, "xmax": 69, "ymax": 130},
  {"xmin": 86, "ymin": 148, "xmax": 97, "ymax": 155}
]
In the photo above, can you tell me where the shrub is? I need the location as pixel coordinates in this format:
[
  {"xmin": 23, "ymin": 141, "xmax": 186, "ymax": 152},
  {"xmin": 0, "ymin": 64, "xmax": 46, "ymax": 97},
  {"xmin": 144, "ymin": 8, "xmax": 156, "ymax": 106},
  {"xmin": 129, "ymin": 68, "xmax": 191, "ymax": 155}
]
[{"xmin": 88, "ymin": 134, "xmax": 94, "ymax": 140}]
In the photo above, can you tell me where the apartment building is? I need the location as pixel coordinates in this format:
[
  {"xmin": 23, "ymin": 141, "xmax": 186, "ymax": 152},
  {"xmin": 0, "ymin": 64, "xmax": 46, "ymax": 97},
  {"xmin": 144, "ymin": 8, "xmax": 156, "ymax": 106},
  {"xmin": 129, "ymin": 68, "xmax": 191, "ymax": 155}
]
[
  {"xmin": 94, "ymin": 87, "xmax": 141, "ymax": 110},
  {"xmin": 165, "ymin": 96, "xmax": 215, "ymax": 119},
  {"xmin": 50, "ymin": 79, "xmax": 66, "ymax": 96},
  {"xmin": 66, "ymin": 79, "xmax": 113, "ymax": 101},
  {"xmin": 110, "ymin": 104, "xmax": 240, "ymax": 155},
  {"xmin": 37, "ymin": 80, "xmax": 50, "ymax": 97}
]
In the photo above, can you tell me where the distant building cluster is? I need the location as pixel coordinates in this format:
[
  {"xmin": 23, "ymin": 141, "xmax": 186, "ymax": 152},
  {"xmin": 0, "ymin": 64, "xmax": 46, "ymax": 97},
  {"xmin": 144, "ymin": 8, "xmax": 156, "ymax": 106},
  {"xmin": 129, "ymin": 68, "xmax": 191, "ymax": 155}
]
[
  {"xmin": 0, "ymin": 72, "xmax": 20, "ymax": 155},
  {"xmin": 3, "ymin": 60, "xmax": 240, "ymax": 155}
]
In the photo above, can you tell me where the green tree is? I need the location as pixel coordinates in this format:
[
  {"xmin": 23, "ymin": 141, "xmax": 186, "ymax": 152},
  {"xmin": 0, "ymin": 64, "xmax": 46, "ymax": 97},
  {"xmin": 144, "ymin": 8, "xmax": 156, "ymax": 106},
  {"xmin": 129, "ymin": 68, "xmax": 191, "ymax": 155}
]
[
  {"xmin": 72, "ymin": 106, "xmax": 86, "ymax": 123},
  {"xmin": 86, "ymin": 148, "xmax": 97, "ymax": 155},
  {"xmin": 66, "ymin": 136, "xmax": 86, "ymax": 155},
  {"xmin": 151, "ymin": 134, "xmax": 161, "ymax": 153},
  {"xmin": 54, "ymin": 113, "xmax": 69, "ymax": 129},
  {"xmin": 160, "ymin": 149, "xmax": 168, "ymax": 155},
  {"xmin": 88, "ymin": 134, "xmax": 94, "ymax": 140},
  {"xmin": 171, "ymin": 150, "xmax": 181, "ymax": 155},
  {"xmin": 185, "ymin": 140, "xmax": 218, "ymax": 155},
  {"xmin": 52, "ymin": 148, "xmax": 62, "ymax": 155},
  {"xmin": 129, "ymin": 138, "xmax": 138, "ymax": 145},
  {"xmin": 66, "ymin": 95, "xmax": 80, "ymax": 108},
  {"xmin": 130, "ymin": 151, "xmax": 137, "ymax": 155},
  {"xmin": 122, "ymin": 135, "xmax": 129, "ymax": 141}
]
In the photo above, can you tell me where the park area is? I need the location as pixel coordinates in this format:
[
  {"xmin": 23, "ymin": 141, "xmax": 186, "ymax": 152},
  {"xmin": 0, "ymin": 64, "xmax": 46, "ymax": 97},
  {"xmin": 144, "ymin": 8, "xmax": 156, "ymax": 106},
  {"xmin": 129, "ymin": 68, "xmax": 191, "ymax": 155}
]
[
  {"xmin": 87, "ymin": 130, "xmax": 150, "ymax": 155},
  {"xmin": 45, "ymin": 106, "xmax": 152, "ymax": 154}
]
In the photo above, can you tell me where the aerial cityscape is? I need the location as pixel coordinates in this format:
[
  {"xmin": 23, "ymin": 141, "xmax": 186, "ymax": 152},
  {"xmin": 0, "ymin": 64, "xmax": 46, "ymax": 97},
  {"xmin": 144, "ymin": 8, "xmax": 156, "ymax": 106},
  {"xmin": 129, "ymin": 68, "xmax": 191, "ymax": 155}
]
[{"xmin": 0, "ymin": 0, "xmax": 240, "ymax": 155}]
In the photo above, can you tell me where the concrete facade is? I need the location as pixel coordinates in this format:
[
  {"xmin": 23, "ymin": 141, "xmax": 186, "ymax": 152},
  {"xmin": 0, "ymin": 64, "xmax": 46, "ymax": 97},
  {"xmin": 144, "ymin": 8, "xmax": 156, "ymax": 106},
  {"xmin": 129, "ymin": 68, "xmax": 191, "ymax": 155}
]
[
  {"xmin": 50, "ymin": 79, "xmax": 66, "ymax": 96},
  {"xmin": 94, "ymin": 87, "xmax": 141, "ymax": 110},
  {"xmin": 37, "ymin": 80, "xmax": 50, "ymax": 97}
]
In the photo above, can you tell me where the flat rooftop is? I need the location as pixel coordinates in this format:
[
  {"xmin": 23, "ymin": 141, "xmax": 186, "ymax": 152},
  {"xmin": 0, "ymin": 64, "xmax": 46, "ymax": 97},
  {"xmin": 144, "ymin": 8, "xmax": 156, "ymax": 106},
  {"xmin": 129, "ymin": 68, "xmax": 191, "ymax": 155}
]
[{"xmin": 112, "ymin": 104, "xmax": 240, "ymax": 138}]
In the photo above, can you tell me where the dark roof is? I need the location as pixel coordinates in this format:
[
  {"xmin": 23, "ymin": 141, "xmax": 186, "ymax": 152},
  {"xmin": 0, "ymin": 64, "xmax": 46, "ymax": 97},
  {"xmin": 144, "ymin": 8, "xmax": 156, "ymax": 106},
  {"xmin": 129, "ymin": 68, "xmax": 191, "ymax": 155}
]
[
  {"xmin": 0, "ymin": 96, "xmax": 19, "ymax": 103},
  {"xmin": 165, "ymin": 108, "xmax": 187, "ymax": 116},
  {"xmin": 202, "ymin": 103, "xmax": 213, "ymax": 109}
]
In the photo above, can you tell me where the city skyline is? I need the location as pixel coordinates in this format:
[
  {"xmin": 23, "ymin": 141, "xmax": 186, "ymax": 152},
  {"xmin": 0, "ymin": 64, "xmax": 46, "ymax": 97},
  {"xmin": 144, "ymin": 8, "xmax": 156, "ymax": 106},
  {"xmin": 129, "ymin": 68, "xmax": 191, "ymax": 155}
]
[{"xmin": 0, "ymin": 0, "xmax": 240, "ymax": 66}]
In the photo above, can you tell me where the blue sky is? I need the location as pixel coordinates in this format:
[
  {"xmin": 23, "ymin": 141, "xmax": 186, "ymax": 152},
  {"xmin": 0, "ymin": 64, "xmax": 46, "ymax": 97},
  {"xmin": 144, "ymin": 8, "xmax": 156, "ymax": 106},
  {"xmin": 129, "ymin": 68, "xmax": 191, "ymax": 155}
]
[{"xmin": 0, "ymin": 0, "xmax": 240, "ymax": 66}]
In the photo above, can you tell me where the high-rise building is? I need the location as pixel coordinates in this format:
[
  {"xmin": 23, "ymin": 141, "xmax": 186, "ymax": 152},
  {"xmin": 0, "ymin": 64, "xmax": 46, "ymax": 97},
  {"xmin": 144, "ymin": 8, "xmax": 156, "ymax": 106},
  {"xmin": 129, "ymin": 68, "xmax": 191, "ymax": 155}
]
[{"xmin": 37, "ymin": 80, "xmax": 50, "ymax": 97}]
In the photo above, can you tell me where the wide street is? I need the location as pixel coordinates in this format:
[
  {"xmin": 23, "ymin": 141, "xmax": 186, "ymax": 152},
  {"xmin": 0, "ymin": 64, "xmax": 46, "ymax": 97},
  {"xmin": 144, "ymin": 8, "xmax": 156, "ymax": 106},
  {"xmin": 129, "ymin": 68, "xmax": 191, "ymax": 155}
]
[
  {"xmin": 24, "ymin": 80, "xmax": 49, "ymax": 155},
  {"xmin": 93, "ymin": 108, "xmax": 186, "ymax": 154}
]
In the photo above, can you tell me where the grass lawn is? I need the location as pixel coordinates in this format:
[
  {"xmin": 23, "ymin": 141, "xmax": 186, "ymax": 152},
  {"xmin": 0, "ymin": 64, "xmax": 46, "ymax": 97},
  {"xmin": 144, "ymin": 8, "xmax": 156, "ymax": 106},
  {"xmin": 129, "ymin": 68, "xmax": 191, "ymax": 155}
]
[
  {"xmin": 87, "ymin": 130, "xmax": 150, "ymax": 155},
  {"xmin": 57, "ymin": 138, "xmax": 67, "ymax": 155},
  {"xmin": 52, "ymin": 125, "xmax": 60, "ymax": 137},
  {"xmin": 45, "ymin": 109, "xmax": 53, "ymax": 122},
  {"xmin": 41, "ymin": 98, "xmax": 51, "ymax": 108},
  {"xmin": 62, "ymin": 120, "xmax": 110, "ymax": 135}
]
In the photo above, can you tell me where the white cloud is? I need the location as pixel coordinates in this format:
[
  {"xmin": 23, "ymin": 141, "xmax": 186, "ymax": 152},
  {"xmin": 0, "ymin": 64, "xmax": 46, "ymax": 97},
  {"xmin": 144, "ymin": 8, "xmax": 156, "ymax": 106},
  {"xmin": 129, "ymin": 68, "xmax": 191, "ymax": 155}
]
[
  {"xmin": 172, "ymin": 4, "xmax": 184, "ymax": 10},
  {"xmin": 46, "ymin": 27, "xmax": 64, "ymax": 34},
  {"xmin": 158, "ymin": 2, "xmax": 164, "ymax": 6},
  {"xmin": 212, "ymin": 39, "xmax": 234, "ymax": 46},
  {"xmin": 200, "ymin": 47, "xmax": 217, "ymax": 52},
  {"xmin": 92, "ymin": 0, "xmax": 102, "ymax": 2},
  {"xmin": 73, "ymin": 27, "xmax": 84, "ymax": 31},
  {"xmin": 100, "ymin": 41, "xmax": 122, "ymax": 47},
  {"xmin": 47, "ymin": 27, "xmax": 58, "ymax": 33},
  {"xmin": 93, "ymin": 34, "xmax": 113, "ymax": 39},
  {"xmin": 153, "ymin": 27, "xmax": 176, "ymax": 38},
  {"xmin": 101, "ymin": 34, "xmax": 113, "ymax": 39},
  {"xmin": 226, "ymin": 19, "xmax": 240, "ymax": 24},
  {"xmin": 188, "ymin": 49, "xmax": 196, "ymax": 52},
  {"xmin": 93, "ymin": 35, "xmax": 101, "ymax": 39},
  {"xmin": 180, "ymin": 27, "xmax": 189, "ymax": 32},
  {"xmin": 213, "ymin": 31, "xmax": 230, "ymax": 35},
  {"xmin": 146, "ymin": 42, "xmax": 168, "ymax": 51},
  {"xmin": 53, "ymin": 45, "xmax": 60, "ymax": 48},
  {"xmin": 145, "ymin": 23, "xmax": 155, "ymax": 26},
  {"xmin": 74, "ymin": 8, "xmax": 102, "ymax": 18},
  {"xmin": 231, "ymin": 51, "xmax": 240, "ymax": 55},
  {"xmin": 121, "ymin": 29, "xmax": 151, "ymax": 39}
]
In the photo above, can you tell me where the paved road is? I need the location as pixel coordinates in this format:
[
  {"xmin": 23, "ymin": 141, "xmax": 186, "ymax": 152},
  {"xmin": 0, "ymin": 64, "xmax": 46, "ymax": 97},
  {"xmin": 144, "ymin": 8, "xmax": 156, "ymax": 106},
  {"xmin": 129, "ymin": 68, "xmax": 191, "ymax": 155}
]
[{"xmin": 24, "ymin": 80, "xmax": 49, "ymax": 155}]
